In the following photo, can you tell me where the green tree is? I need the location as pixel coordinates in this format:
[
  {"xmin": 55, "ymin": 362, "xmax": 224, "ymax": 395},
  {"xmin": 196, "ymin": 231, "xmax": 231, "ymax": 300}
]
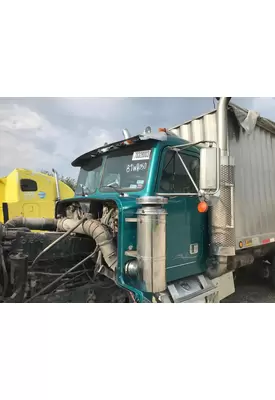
[{"xmin": 41, "ymin": 169, "xmax": 77, "ymax": 191}]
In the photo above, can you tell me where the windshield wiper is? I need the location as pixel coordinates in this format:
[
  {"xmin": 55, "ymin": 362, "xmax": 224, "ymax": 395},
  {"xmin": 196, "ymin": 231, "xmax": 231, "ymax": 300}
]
[
  {"xmin": 99, "ymin": 185, "xmax": 125, "ymax": 196},
  {"xmin": 78, "ymin": 184, "xmax": 90, "ymax": 197}
]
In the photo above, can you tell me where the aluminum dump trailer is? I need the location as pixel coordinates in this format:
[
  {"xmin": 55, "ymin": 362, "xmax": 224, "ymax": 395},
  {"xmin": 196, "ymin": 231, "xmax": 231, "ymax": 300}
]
[{"xmin": 169, "ymin": 102, "xmax": 275, "ymax": 253}]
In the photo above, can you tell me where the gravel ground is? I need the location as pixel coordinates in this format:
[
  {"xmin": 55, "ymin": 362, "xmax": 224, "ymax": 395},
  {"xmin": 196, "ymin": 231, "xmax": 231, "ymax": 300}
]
[{"xmin": 223, "ymin": 270, "xmax": 275, "ymax": 303}]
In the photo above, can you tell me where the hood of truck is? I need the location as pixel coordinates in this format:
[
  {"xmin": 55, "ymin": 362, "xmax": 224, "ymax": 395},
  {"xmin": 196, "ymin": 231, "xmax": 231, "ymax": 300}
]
[{"xmin": 62, "ymin": 192, "xmax": 139, "ymax": 206}]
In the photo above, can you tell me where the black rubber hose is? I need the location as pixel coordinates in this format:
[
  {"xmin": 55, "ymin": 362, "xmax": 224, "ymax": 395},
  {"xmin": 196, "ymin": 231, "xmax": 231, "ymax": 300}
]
[{"xmin": 5, "ymin": 217, "xmax": 57, "ymax": 231}]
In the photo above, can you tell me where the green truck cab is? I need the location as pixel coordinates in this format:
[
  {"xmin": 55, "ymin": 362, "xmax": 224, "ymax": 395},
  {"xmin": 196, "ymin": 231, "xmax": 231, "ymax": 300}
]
[
  {"xmin": 59, "ymin": 129, "xmax": 224, "ymax": 303},
  {"xmin": 4, "ymin": 97, "xmax": 275, "ymax": 303}
]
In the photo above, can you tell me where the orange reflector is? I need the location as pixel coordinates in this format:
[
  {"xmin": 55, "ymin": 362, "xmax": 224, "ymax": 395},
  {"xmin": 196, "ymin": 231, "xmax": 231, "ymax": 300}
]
[
  {"xmin": 158, "ymin": 128, "xmax": 167, "ymax": 133},
  {"xmin": 197, "ymin": 201, "xmax": 208, "ymax": 213},
  {"xmin": 125, "ymin": 140, "xmax": 133, "ymax": 145}
]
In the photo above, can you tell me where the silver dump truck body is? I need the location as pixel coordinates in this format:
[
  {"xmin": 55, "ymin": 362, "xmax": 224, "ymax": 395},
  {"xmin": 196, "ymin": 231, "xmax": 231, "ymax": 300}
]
[{"xmin": 168, "ymin": 102, "xmax": 275, "ymax": 252}]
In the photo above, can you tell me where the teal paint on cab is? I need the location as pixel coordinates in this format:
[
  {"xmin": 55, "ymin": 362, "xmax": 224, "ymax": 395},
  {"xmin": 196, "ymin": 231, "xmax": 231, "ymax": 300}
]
[
  {"xmin": 153, "ymin": 142, "xmax": 208, "ymax": 281},
  {"xmin": 69, "ymin": 135, "xmax": 209, "ymax": 300}
]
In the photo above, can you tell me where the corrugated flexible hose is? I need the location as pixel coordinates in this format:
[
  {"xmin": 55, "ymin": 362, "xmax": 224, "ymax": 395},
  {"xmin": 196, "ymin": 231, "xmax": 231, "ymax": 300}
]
[
  {"xmin": 5, "ymin": 216, "xmax": 118, "ymax": 273},
  {"xmin": 57, "ymin": 218, "xmax": 117, "ymax": 272}
]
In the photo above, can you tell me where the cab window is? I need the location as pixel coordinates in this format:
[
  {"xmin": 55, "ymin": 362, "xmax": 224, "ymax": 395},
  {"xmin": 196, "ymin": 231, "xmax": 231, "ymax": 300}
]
[
  {"xmin": 158, "ymin": 150, "xmax": 199, "ymax": 193},
  {"xmin": 20, "ymin": 179, "xmax": 38, "ymax": 192}
]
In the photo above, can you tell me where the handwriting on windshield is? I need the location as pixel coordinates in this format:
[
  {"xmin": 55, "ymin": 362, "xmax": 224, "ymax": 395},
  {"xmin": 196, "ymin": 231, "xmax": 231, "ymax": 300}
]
[{"xmin": 126, "ymin": 162, "xmax": 148, "ymax": 173}]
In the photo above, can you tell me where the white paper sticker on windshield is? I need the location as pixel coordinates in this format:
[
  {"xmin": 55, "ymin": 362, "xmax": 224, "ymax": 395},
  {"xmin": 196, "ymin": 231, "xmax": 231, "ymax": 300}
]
[{"xmin": 132, "ymin": 150, "xmax": 151, "ymax": 161}]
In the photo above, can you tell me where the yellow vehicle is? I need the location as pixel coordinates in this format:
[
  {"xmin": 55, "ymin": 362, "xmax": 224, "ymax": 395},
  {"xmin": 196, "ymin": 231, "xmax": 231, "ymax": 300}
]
[{"xmin": 0, "ymin": 168, "xmax": 74, "ymax": 223}]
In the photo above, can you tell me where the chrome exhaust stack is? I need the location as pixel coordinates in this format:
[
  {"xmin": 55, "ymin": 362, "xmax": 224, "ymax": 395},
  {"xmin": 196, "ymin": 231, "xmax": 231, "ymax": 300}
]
[
  {"xmin": 52, "ymin": 168, "xmax": 61, "ymax": 202},
  {"xmin": 216, "ymin": 97, "xmax": 231, "ymax": 156},
  {"xmin": 207, "ymin": 97, "xmax": 236, "ymax": 278}
]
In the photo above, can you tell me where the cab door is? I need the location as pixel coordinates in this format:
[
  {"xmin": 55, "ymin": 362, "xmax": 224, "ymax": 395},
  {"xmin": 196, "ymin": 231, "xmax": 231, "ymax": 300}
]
[
  {"xmin": 156, "ymin": 147, "xmax": 207, "ymax": 282},
  {"xmin": 22, "ymin": 203, "xmax": 40, "ymax": 218}
]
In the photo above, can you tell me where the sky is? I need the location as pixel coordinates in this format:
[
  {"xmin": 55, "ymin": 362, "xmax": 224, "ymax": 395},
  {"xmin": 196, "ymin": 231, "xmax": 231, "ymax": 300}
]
[{"xmin": 1, "ymin": 97, "xmax": 275, "ymax": 180}]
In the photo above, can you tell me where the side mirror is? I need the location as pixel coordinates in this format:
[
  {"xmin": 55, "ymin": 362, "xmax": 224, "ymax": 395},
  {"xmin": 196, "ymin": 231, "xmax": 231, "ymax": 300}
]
[{"xmin": 200, "ymin": 147, "xmax": 218, "ymax": 192}]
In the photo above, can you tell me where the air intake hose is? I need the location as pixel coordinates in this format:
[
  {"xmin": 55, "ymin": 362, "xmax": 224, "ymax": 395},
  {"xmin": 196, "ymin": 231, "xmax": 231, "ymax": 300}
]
[
  {"xmin": 5, "ymin": 217, "xmax": 57, "ymax": 231},
  {"xmin": 5, "ymin": 216, "xmax": 118, "ymax": 273},
  {"xmin": 57, "ymin": 218, "xmax": 117, "ymax": 272}
]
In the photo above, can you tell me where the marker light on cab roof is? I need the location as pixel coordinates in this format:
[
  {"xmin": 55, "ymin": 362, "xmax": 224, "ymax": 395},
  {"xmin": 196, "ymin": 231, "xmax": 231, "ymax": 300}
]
[{"xmin": 144, "ymin": 126, "xmax": 152, "ymax": 134}]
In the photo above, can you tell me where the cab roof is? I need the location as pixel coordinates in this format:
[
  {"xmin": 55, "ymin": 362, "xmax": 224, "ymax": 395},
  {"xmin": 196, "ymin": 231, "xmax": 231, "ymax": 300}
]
[{"xmin": 72, "ymin": 130, "xmax": 179, "ymax": 167}]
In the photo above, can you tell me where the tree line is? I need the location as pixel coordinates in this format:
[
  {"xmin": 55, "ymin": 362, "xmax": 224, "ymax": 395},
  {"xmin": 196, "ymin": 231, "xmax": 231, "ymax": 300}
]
[{"xmin": 41, "ymin": 170, "xmax": 77, "ymax": 191}]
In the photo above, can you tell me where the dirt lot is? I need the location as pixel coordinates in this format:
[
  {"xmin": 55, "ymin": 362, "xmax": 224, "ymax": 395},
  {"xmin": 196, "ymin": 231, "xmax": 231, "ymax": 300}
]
[{"xmin": 223, "ymin": 270, "xmax": 275, "ymax": 303}]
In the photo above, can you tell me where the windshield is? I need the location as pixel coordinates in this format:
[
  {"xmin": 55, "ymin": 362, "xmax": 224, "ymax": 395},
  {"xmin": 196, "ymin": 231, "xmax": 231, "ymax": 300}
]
[
  {"xmin": 75, "ymin": 156, "xmax": 103, "ymax": 195},
  {"xmin": 75, "ymin": 142, "xmax": 154, "ymax": 195},
  {"xmin": 100, "ymin": 143, "xmax": 153, "ymax": 192}
]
